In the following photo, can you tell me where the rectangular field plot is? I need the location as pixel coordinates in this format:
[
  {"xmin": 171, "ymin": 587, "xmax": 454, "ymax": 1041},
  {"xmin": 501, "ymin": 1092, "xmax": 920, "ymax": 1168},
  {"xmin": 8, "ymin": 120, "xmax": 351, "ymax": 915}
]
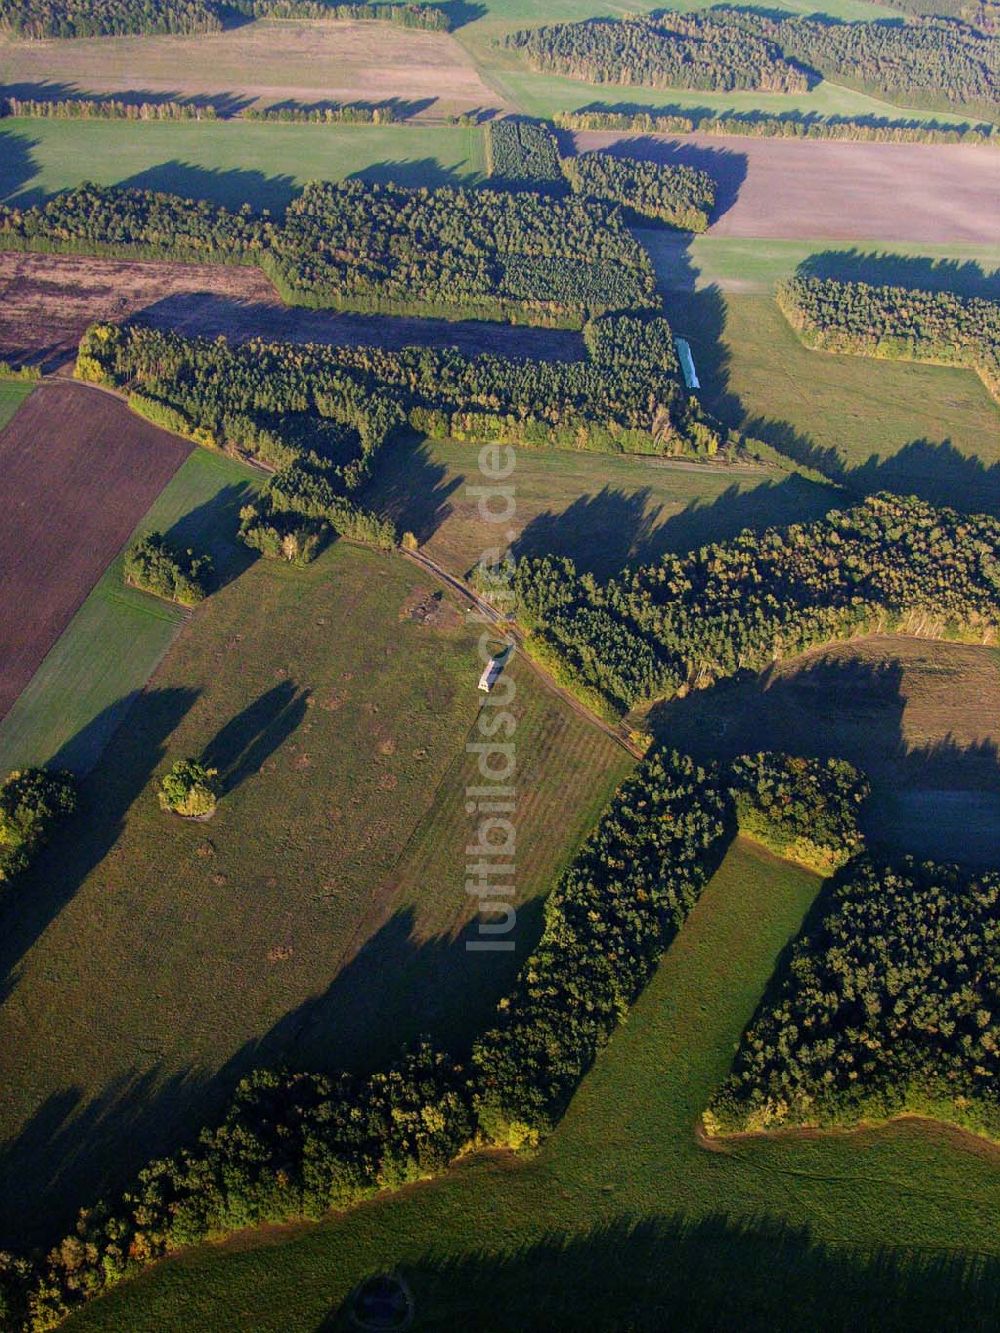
[
  {"xmin": 0, "ymin": 381, "xmax": 191, "ymax": 723},
  {"xmin": 0, "ymin": 376, "xmax": 34, "ymax": 428},
  {"xmin": 0, "ymin": 446, "xmax": 257, "ymax": 775}
]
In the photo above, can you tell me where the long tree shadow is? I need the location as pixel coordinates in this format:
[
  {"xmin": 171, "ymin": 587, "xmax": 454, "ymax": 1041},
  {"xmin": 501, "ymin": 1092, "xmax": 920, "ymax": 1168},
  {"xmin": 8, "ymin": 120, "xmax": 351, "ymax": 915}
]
[
  {"xmin": 360, "ymin": 434, "xmax": 462, "ymax": 545},
  {"xmin": 798, "ymin": 248, "xmax": 1000, "ymax": 300},
  {"xmin": 202, "ymin": 680, "xmax": 310, "ymax": 796},
  {"xmin": 0, "ymin": 125, "xmax": 39, "ymax": 201},
  {"xmin": 118, "ymin": 162, "xmax": 297, "ymax": 213},
  {"xmin": 0, "ymin": 901, "xmax": 542, "ymax": 1249},
  {"xmin": 347, "ymin": 157, "xmax": 484, "ymax": 190},
  {"xmin": 161, "ymin": 479, "xmax": 258, "ymax": 589},
  {"xmin": 325, "ymin": 1212, "xmax": 1000, "ymax": 1331},
  {"xmin": 0, "ymin": 81, "xmax": 256, "ymax": 117},
  {"xmin": 647, "ymin": 651, "xmax": 1000, "ymax": 864},
  {"xmin": 0, "ymin": 687, "xmax": 198, "ymax": 1005}
]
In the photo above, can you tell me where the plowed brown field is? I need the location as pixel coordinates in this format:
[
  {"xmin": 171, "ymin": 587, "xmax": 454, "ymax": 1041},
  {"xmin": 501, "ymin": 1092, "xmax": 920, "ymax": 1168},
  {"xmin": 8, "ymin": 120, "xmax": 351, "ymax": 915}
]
[{"xmin": 0, "ymin": 382, "xmax": 189, "ymax": 719}]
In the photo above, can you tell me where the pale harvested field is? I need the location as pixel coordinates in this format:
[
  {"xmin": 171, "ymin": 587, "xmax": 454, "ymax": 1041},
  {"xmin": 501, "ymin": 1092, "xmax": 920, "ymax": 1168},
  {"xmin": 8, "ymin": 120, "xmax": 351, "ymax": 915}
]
[
  {"xmin": 0, "ymin": 252, "xmax": 581, "ymax": 370},
  {"xmin": 649, "ymin": 635, "xmax": 1000, "ymax": 863},
  {"xmin": 573, "ymin": 132, "xmax": 1000, "ymax": 246},
  {"xmin": 0, "ymin": 19, "xmax": 502, "ymax": 117}
]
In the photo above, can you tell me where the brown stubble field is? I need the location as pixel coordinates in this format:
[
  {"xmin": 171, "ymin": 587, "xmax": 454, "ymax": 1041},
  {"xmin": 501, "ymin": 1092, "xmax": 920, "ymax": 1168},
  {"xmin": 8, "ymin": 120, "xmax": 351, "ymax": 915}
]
[
  {"xmin": 0, "ymin": 253, "xmax": 581, "ymax": 371},
  {"xmin": 572, "ymin": 132, "xmax": 1000, "ymax": 245},
  {"xmin": 0, "ymin": 19, "xmax": 503, "ymax": 118},
  {"xmin": 0, "ymin": 381, "xmax": 190, "ymax": 719}
]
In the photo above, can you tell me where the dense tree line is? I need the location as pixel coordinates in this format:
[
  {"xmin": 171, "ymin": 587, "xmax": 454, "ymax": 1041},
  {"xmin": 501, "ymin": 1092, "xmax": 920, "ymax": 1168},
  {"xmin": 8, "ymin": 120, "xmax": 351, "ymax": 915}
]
[
  {"xmin": 0, "ymin": 0, "xmax": 221, "ymax": 37},
  {"xmin": 724, "ymin": 7, "xmax": 1000, "ymax": 119},
  {"xmin": 777, "ymin": 275, "xmax": 1000, "ymax": 405},
  {"xmin": 78, "ymin": 311, "xmax": 716, "ymax": 463},
  {"xmin": 0, "ymin": 768, "xmax": 76, "ymax": 882},
  {"xmin": 556, "ymin": 106, "xmax": 999, "ymax": 146},
  {"xmin": 562, "ymin": 151, "xmax": 715, "ymax": 230},
  {"xmin": 504, "ymin": 13, "xmax": 807, "ymax": 94},
  {"xmin": 78, "ymin": 322, "xmax": 400, "ymax": 547},
  {"xmin": 242, "ymin": 101, "xmax": 397, "ymax": 123},
  {"xmin": 484, "ymin": 118, "xmax": 565, "ymax": 189},
  {"xmin": 510, "ymin": 8, "xmax": 1000, "ymax": 119},
  {"xmin": 506, "ymin": 494, "xmax": 1000, "ymax": 714},
  {"xmin": 0, "ymin": 0, "xmax": 449, "ymax": 37},
  {"xmin": 0, "ymin": 181, "xmax": 657, "ymax": 327},
  {"xmin": 728, "ymin": 753, "xmax": 869, "ymax": 875},
  {"xmin": 123, "ymin": 531, "xmax": 212, "ymax": 605},
  {"xmin": 472, "ymin": 750, "xmax": 731, "ymax": 1143},
  {"xmin": 708, "ymin": 857, "xmax": 1000, "ymax": 1139}
]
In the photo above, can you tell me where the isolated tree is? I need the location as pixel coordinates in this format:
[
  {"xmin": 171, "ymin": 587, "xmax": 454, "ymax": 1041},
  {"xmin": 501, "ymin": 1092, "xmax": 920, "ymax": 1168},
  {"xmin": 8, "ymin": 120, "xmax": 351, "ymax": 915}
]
[
  {"xmin": 158, "ymin": 759, "xmax": 219, "ymax": 818},
  {"xmin": 0, "ymin": 767, "xmax": 77, "ymax": 880}
]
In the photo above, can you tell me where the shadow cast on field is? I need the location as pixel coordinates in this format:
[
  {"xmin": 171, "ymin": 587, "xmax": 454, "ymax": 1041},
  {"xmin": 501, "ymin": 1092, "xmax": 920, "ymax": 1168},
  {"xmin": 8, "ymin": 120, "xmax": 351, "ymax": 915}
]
[
  {"xmin": 347, "ymin": 157, "xmax": 483, "ymax": 190},
  {"xmin": 510, "ymin": 475, "xmax": 838, "ymax": 579},
  {"xmin": 324, "ymin": 1212, "xmax": 1000, "ymax": 1331},
  {"xmin": 0, "ymin": 687, "xmax": 198, "ymax": 1004},
  {"xmin": 0, "ymin": 900, "xmax": 542, "ymax": 1249},
  {"xmin": 0, "ymin": 125, "xmax": 40, "ymax": 202},
  {"xmin": 798, "ymin": 248, "xmax": 1000, "ymax": 300},
  {"xmin": 0, "ymin": 80, "xmax": 256, "ymax": 118},
  {"xmin": 647, "ymin": 653, "xmax": 1000, "ymax": 864},
  {"xmin": 202, "ymin": 679, "xmax": 310, "ymax": 796},
  {"xmin": 118, "ymin": 161, "xmax": 298, "ymax": 213},
  {"xmin": 361, "ymin": 435, "xmax": 462, "ymax": 545},
  {"xmin": 161, "ymin": 480, "xmax": 258, "ymax": 589}
]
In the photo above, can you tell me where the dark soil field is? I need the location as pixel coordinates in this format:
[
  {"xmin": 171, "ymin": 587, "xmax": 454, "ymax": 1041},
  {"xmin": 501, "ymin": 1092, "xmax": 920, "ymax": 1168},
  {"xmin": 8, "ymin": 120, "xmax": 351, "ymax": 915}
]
[
  {"xmin": 0, "ymin": 253, "xmax": 582, "ymax": 371},
  {"xmin": 572, "ymin": 132, "xmax": 1000, "ymax": 245},
  {"xmin": 0, "ymin": 381, "xmax": 190, "ymax": 719}
]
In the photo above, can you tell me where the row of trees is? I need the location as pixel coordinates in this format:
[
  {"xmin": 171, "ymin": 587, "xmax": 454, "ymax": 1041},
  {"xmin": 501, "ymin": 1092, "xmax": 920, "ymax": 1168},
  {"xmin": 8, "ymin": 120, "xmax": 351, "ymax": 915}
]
[
  {"xmin": 508, "ymin": 8, "xmax": 999, "ymax": 120},
  {"xmin": 729, "ymin": 753, "xmax": 869, "ymax": 876},
  {"xmin": 505, "ymin": 493, "xmax": 1000, "ymax": 713},
  {"xmin": 0, "ymin": 96, "xmax": 220, "ymax": 120},
  {"xmin": 778, "ymin": 275, "xmax": 1000, "ymax": 405},
  {"xmin": 504, "ymin": 12, "xmax": 807, "ymax": 94},
  {"xmin": 0, "ymin": 0, "xmax": 449, "ymax": 37},
  {"xmin": 0, "ymin": 749, "xmax": 739, "ymax": 1327},
  {"xmin": 0, "ymin": 768, "xmax": 76, "ymax": 882},
  {"xmin": 78, "ymin": 307, "xmax": 718, "ymax": 463},
  {"xmin": 123, "ymin": 531, "xmax": 213, "ymax": 605},
  {"xmin": 0, "ymin": 180, "xmax": 658, "ymax": 327},
  {"xmin": 708, "ymin": 856, "xmax": 1000, "ymax": 1139},
  {"xmin": 556, "ymin": 106, "xmax": 999, "ymax": 146}
]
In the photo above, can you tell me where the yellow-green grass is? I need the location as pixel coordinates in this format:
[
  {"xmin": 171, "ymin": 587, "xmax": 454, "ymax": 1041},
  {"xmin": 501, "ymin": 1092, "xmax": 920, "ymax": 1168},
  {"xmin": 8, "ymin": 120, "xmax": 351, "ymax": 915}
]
[
  {"xmin": 65, "ymin": 837, "xmax": 1000, "ymax": 1332},
  {"xmin": 666, "ymin": 288, "xmax": 1000, "ymax": 505},
  {"xmin": 0, "ymin": 447, "xmax": 257, "ymax": 776},
  {"xmin": 0, "ymin": 375, "xmax": 34, "ymax": 427},
  {"xmin": 364, "ymin": 433, "xmax": 840, "ymax": 580},
  {"xmin": 0, "ymin": 539, "xmax": 628, "ymax": 1247},
  {"xmin": 0, "ymin": 118, "xmax": 485, "ymax": 210}
]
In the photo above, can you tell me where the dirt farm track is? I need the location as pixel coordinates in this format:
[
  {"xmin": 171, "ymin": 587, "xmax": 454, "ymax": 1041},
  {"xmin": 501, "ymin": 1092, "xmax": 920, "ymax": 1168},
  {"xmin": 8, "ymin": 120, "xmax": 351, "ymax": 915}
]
[
  {"xmin": 573, "ymin": 133, "xmax": 1000, "ymax": 246},
  {"xmin": 0, "ymin": 382, "xmax": 190, "ymax": 719}
]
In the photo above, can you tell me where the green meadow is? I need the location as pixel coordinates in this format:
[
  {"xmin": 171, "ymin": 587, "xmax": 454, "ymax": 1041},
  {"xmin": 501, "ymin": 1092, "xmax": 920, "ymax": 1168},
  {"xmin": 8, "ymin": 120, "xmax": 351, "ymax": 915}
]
[{"xmin": 63, "ymin": 837, "xmax": 1000, "ymax": 1331}]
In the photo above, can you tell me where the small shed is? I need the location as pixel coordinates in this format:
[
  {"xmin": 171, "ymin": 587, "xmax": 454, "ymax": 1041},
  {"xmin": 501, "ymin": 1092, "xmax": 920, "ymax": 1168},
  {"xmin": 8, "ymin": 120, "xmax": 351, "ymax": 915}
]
[{"xmin": 479, "ymin": 645, "xmax": 512, "ymax": 692}]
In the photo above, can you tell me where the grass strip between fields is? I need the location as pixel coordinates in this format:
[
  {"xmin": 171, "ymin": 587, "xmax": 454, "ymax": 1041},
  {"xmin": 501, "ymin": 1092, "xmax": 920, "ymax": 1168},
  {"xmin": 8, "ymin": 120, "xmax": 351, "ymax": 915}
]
[{"xmin": 0, "ymin": 447, "xmax": 258, "ymax": 775}]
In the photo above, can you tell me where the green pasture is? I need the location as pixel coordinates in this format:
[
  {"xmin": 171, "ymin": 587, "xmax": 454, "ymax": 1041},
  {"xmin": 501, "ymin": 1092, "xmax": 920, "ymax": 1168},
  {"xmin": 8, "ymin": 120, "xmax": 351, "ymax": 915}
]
[
  {"xmin": 65, "ymin": 836, "xmax": 1000, "ymax": 1331},
  {"xmin": 0, "ymin": 447, "xmax": 256, "ymax": 776},
  {"xmin": 0, "ymin": 119, "xmax": 486, "ymax": 209},
  {"xmin": 0, "ymin": 538, "xmax": 627, "ymax": 1247},
  {"xmin": 0, "ymin": 376, "xmax": 35, "ymax": 427}
]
